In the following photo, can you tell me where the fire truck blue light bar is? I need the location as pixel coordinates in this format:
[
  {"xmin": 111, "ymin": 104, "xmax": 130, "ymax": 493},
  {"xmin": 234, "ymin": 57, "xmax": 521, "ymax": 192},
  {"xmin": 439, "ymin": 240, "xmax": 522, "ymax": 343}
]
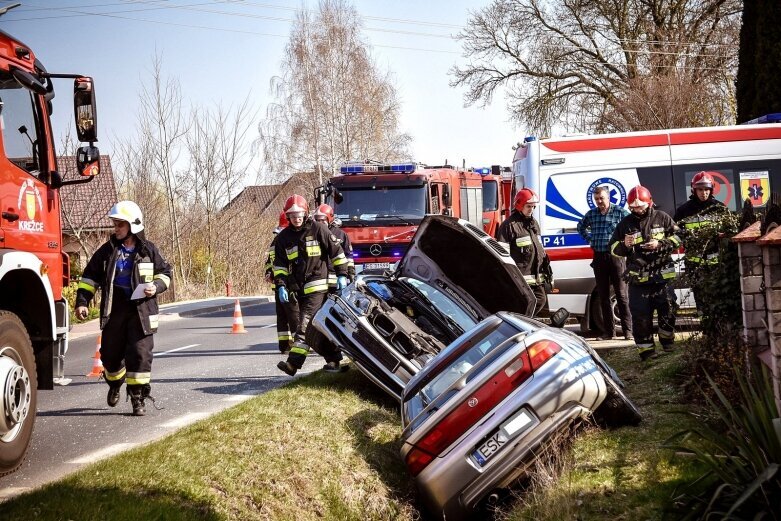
[{"xmin": 340, "ymin": 163, "xmax": 416, "ymax": 174}]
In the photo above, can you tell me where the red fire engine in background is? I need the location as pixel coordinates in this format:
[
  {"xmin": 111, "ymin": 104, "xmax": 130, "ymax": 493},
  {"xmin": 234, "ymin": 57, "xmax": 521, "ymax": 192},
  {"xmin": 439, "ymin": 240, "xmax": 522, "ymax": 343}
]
[
  {"xmin": 316, "ymin": 162, "xmax": 508, "ymax": 271},
  {"xmin": 0, "ymin": 29, "xmax": 101, "ymax": 475}
]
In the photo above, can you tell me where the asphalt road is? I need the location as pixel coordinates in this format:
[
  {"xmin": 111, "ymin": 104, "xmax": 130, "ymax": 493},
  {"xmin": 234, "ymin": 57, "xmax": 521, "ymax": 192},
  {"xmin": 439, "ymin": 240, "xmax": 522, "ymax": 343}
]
[{"xmin": 0, "ymin": 300, "xmax": 322, "ymax": 500}]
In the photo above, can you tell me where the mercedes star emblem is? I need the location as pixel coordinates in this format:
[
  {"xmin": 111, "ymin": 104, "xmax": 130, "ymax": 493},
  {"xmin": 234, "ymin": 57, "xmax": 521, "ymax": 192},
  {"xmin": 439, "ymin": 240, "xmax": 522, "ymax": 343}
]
[{"xmin": 369, "ymin": 244, "xmax": 382, "ymax": 256}]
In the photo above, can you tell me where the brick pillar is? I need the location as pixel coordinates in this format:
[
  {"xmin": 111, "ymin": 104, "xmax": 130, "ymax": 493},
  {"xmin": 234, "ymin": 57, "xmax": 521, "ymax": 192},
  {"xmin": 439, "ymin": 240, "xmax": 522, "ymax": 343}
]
[
  {"xmin": 757, "ymin": 224, "xmax": 781, "ymax": 413},
  {"xmin": 734, "ymin": 223, "xmax": 767, "ymax": 351}
]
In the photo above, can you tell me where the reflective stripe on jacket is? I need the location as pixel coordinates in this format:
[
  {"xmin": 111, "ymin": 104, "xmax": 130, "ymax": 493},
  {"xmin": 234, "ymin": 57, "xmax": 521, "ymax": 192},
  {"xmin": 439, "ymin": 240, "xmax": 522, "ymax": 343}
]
[
  {"xmin": 496, "ymin": 210, "xmax": 547, "ymax": 285},
  {"xmin": 75, "ymin": 236, "xmax": 172, "ymax": 335},
  {"xmin": 273, "ymin": 219, "xmax": 348, "ymax": 293},
  {"xmin": 610, "ymin": 207, "xmax": 681, "ymax": 285}
]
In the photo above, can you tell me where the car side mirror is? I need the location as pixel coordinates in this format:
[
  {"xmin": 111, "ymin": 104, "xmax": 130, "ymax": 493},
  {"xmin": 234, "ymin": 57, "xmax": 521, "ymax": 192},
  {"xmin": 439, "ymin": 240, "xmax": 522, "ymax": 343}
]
[
  {"xmin": 76, "ymin": 145, "xmax": 100, "ymax": 177},
  {"xmin": 73, "ymin": 77, "xmax": 98, "ymax": 143},
  {"xmin": 334, "ymin": 189, "xmax": 343, "ymax": 204},
  {"xmin": 442, "ymin": 185, "xmax": 451, "ymax": 207}
]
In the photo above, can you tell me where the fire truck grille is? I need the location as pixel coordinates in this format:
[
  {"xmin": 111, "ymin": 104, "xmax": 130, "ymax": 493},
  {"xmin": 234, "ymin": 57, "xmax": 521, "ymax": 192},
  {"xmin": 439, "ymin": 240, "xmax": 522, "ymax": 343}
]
[{"xmin": 353, "ymin": 243, "xmax": 408, "ymax": 259}]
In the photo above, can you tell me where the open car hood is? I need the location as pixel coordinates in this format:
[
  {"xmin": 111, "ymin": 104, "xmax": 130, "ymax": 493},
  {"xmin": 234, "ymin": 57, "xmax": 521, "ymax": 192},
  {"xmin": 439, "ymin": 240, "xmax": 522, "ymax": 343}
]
[{"xmin": 395, "ymin": 216, "xmax": 536, "ymax": 319}]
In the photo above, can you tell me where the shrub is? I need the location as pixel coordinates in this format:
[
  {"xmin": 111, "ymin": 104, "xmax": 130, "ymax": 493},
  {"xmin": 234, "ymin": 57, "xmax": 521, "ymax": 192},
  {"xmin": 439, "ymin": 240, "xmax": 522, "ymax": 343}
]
[{"xmin": 665, "ymin": 364, "xmax": 781, "ymax": 520}]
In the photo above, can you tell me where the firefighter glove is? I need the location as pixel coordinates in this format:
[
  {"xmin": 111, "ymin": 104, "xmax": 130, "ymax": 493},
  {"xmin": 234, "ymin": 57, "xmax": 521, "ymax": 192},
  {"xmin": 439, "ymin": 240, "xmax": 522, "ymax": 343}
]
[
  {"xmin": 336, "ymin": 275, "xmax": 349, "ymax": 290},
  {"xmin": 278, "ymin": 286, "xmax": 289, "ymax": 303}
]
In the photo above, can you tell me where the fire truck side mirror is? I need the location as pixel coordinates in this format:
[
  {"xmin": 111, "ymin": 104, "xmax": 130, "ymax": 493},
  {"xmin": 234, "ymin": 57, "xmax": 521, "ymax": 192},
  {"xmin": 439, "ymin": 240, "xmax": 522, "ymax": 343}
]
[
  {"xmin": 76, "ymin": 145, "xmax": 100, "ymax": 177},
  {"xmin": 442, "ymin": 185, "xmax": 451, "ymax": 207},
  {"xmin": 334, "ymin": 189, "xmax": 343, "ymax": 204},
  {"xmin": 73, "ymin": 77, "xmax": 97, "ymax": 143}
]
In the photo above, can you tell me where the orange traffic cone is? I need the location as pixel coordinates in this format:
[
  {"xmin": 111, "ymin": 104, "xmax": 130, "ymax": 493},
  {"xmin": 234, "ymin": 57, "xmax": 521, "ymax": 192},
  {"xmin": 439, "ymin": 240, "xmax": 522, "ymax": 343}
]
[
  {"xmin": 231, "ymin": 299, "xmax": 247, "ymax": 334},
  {"xmin": 86, "ymin": 334, "xmax": 104, "ymax": 377}
]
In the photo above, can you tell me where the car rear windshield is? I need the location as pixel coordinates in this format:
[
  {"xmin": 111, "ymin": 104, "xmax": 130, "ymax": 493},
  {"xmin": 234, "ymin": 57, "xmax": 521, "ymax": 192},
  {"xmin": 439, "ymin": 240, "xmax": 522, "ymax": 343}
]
[{"xmin": 404, "ymin": 320, "xmax": 520, "ymax": 424}]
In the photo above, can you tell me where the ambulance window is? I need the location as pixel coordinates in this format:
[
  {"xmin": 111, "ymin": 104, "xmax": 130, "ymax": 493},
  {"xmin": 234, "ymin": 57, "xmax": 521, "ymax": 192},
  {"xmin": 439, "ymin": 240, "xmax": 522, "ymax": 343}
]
[
  {"xmin": 672, "ymin": 166, "xmax": 738, "ymax": 211},
  {"xmin": 637, "ymin": 166, "xmax": 675, "ymax": 215},
  {"xmin": 0, "ymin": 72, "xmax": 43, "ymax": 175}
]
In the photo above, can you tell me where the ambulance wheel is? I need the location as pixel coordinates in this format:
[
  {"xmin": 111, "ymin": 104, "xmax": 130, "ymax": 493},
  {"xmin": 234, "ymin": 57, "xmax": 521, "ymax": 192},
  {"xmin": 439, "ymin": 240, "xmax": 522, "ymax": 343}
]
[{"xmin": 0, "ymin": 311, "xmax": 37, "ymax": 477}]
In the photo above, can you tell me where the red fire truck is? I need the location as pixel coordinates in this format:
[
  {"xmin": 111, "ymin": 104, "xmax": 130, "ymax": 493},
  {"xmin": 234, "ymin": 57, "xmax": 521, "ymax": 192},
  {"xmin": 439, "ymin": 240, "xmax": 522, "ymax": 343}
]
[
  {"xmin": 317, "ymin": 162, "xmax": 499, "ymax": 270},
  {"xmin": 474, "ymin": 165, "xmax": 513, "ymax": 237},
  {"xmin": 0, "ymin": 29, "xmax": 100, "ymax": 475}
]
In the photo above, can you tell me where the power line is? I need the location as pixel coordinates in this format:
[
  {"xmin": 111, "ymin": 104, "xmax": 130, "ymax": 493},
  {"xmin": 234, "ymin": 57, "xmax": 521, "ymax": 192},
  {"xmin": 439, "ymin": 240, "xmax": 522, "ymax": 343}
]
[{"xmin": 5, "ymin": 3, "xmax": 461, "ymax": 54}]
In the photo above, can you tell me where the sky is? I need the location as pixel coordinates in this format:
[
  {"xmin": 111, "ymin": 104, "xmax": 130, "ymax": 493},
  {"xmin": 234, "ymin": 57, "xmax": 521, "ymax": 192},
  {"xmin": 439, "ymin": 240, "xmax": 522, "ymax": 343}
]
[{"xmin": 1, "ymin": 0, "xmax": 522, "ymax": 186}]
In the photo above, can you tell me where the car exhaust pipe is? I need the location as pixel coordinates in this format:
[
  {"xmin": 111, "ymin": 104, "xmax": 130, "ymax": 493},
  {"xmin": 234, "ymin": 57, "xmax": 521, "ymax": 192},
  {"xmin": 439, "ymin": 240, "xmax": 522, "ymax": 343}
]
[{"xmin": 487, "ymin": 492, "xmax": 500, "ymax": 505}]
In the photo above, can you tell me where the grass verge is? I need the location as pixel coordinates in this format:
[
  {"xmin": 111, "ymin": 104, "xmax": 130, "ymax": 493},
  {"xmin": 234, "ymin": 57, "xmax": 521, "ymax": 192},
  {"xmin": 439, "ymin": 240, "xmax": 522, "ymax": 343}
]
[
  {"xmin": 1, "ymin": 370, "xmax": 419, "ymax": 521},
  {"xmin": 2, "ymin": 345, "xmax": 704, "ymax": 520},
  {"xmin": 501, "ymin": 344, "xmax": 706, "ymax": 520}
]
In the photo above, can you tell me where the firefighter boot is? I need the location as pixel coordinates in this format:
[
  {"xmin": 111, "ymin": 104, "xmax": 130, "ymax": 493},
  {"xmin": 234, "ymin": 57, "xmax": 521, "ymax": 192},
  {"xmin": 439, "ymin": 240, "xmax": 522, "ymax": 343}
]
[
  {"xmin": 277, "ymin": 361, "xmax": 297, "ymax": 376},
  {"xmin": 107, "ymin": 385, "xmax": 121, "ymax": 407},
  {"xmin": 127, "ymin": 385, "xmax": 146, "ymax": 416}
]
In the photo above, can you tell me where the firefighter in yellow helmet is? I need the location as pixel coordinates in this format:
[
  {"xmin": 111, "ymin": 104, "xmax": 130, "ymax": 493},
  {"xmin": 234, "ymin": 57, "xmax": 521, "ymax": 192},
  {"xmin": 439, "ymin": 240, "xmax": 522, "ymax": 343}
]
[{"xmin": 75, "ymin": 201, "xmax": 172, "ymax": 416}]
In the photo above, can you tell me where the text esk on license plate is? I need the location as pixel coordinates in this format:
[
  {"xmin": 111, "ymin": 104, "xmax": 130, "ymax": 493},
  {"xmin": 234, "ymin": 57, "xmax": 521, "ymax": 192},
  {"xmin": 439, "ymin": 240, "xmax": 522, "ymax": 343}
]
[
  {"xmin": 362, "ymin": 262, "xmax": 392, "ymax": 271},
  {"xmin": 472, "ymin": 408, "xmax": 536, "ymax": 466}
]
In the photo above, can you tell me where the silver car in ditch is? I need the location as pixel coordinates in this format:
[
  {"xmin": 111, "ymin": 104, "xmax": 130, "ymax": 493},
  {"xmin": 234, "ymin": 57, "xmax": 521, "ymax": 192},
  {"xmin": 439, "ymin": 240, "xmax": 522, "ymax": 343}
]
[
  {"xmin": 309, "ymin": 215, "xmax": 537, "ymax": 400},
  {"xmin": 399, "ymin": 311, "xmax": 641, "ymax": 521}
]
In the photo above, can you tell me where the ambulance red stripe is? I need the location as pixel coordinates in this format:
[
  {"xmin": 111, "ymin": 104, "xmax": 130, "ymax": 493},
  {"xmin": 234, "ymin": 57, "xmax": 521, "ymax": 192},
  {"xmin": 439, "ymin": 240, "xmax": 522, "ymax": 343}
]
[{"xmin": 542, "ymin": 126, "xmax": 781, "ymax": 153}]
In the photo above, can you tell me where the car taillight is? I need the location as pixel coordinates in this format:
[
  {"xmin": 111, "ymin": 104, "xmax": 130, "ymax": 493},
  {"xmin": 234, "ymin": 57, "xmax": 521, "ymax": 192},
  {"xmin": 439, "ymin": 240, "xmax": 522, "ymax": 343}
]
[
  {"xmin": 404, "ymin": 446, "xmax": 434, "ymax": 477},
  {"xmin": 527, "ymin": 339, "xmax": 562, "ymax": 370},
  {"xmin": 405, "ymin": 339, "xmax": 563, "ymax": 477}
]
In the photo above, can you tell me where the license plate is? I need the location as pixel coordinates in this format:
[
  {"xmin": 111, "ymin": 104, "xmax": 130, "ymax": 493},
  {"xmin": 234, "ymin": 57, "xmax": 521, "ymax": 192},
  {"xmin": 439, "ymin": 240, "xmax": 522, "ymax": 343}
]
[
  {"xmin": 362, "ymin": 262, "xmax": 392, "ymax": 271},
  {"xmin": 472, "ymin": 409, "xmax": 534, "ymax": 466}
]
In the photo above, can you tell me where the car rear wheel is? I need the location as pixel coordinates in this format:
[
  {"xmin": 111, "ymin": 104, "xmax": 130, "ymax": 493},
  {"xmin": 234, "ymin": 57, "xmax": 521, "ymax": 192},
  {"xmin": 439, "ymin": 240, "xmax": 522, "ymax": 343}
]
[
  {"xmin": 0, "ymin": 311, "xmax": 37, "ymax": 476},
  {"xmin": 593, "ymin": 370, "xmax": 642, "ymax": 427}
]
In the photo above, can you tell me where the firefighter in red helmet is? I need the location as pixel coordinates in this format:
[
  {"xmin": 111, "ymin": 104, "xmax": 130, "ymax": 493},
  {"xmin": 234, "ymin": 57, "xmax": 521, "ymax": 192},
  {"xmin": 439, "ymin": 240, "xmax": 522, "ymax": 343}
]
[
  {"xmin": 673, "ymin": 171, "xmax": 727, "ymax": 316},
  {"xmin": 497, "ymin": 188, "xmax": 552, "ymax": 316},
  {"xmin": 313, "ymin": 204, "xmax": 356, "ymax": 291},
  {"xmin": 265, "ymin": 211, "xmax": 297, "ymax": 354},
  {"xmin": 273, "ymin": 195, "xmax": 350, "ymax": 375},
  {"xmin": 610, "ymin": 185, "xmax": 681, "ymax": 361}
]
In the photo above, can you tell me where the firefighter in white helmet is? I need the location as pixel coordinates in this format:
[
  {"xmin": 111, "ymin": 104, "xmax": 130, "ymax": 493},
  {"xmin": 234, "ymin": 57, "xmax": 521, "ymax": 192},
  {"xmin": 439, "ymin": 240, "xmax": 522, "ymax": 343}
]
[{"xmin": 76, "ymin": 200, "xmax": 172, "ymax": 416}]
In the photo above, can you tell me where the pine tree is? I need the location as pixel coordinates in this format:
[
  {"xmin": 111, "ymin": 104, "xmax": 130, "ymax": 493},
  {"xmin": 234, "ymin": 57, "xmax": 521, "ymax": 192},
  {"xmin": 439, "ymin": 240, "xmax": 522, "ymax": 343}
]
[{"xmin": 737, "ymin": 0, "xmax": 781, "ymax": 122}]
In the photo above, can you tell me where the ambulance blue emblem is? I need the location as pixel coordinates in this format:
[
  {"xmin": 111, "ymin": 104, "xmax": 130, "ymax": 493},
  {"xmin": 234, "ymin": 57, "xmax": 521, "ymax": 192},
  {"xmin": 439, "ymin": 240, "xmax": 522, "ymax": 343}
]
[{"xmin": 587, "ymin": 178, "xmax": 627, "ymax": 209}]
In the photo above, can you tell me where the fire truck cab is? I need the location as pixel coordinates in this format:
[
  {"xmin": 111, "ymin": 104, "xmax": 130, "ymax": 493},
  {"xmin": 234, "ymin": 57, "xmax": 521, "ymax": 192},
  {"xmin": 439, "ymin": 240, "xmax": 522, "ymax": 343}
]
[
  {"xmin": 0, "ymin": 29, "xmax": 100, "ymax": 475},
  {"xmin": 318, "ymin": 162, "xmax": 488, "ymax": 271},
  {"xmin": 512, "ymin": 123, "xmax": 781, "ymax": 331}
]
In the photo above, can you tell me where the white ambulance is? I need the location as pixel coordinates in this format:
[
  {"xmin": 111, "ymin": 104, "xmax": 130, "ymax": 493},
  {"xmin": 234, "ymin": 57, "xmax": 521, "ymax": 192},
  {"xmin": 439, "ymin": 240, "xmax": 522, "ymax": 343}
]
[{"xmin": 512, "ymin": 123, "xmax": 781, "ymax": 331}]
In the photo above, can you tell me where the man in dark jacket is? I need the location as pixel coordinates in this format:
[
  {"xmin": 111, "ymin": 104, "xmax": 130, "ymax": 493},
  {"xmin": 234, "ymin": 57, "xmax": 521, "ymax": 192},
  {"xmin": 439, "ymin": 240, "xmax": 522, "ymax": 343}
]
[
  {"xmin": 274, "ymin": 195, "xmax": 350, "ymax": 376},
  {"xmin": 610, "ymin": 186, "xmax": 681, "ymax": 361},
  {"xmin": 313, "ymin": 203, "xmax": 356, "ymax": 290},
  {"xmin": 673, "ymin": 171, "xmax": 727, "ymax": 314},
  {"xmin": 76, "ymin": 201, "xmax": 172, "ymax": 416},
  {"xmin": 497, "ymin": 188, "xmax": 551, "ymax": 317}
]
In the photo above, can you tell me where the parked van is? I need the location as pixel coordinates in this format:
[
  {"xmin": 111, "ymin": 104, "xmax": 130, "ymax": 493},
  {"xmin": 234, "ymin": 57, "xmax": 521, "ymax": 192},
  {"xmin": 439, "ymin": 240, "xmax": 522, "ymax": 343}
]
[{"xmin": 512, "ymin": 123, "xmax": 781, "ymax": 330}]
